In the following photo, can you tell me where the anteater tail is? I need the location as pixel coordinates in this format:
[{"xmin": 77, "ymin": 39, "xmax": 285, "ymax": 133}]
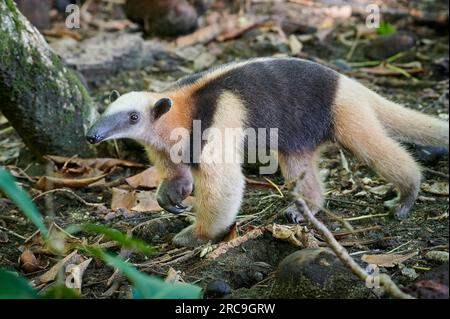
[{"xmin": 370, "ymin": 93, "xmax": 449, "ymax": 147}]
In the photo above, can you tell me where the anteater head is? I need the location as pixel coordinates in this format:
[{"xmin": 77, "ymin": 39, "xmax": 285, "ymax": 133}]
[{"xmin": 86, "ymin": 91, "xmax": 172, "ymax": 145}]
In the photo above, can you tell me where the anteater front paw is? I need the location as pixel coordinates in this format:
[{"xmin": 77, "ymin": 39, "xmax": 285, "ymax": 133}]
[
  {"xmin": 156, "ymin": 177, "xmax": 192, "ymax": 214},
  {"xmin": 172, "ymin": 225, "xmax": 210, "ymax": 248}
]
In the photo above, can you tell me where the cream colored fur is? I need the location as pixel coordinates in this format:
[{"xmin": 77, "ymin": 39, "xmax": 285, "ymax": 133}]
[{"xmin": 333, "ymin": 75, "xmax": 440, "ymax": 217}]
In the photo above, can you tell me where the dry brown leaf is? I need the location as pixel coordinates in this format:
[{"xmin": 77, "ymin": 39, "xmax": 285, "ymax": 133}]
[
  {"xmin": 271, "ymin": 224, "xmax": 302, "ymax": 246},
  {"xmin": 222, "ymin": 223, "xmax": 238, "ymax": 242},
  {"xmin": 175, "ymin": 23, "xmax": 222, "ymax": 47},
  {"xmin": 245, "ymin": 177, "xmax": 273, "ymax": 189},
  {"xmin": 164, "ymin": 267, "xmax": 183, "ymax": 284},
  {"xmin": 111, "ymin": 188, "xmax": 161, "ymax": 212},
  {"xmin": 132, "ymin": 191, "xmax": 163, "ymax": 212},
  {"xmin": 35, "ymin": 174, "xmax": 107, "ymax": 191},
  {"xmin": 42, "ymin": 26, "xmax": 82, "ymax": 40},
  {"xmin": 19, "ymin": 248, "xmax": 42, "ymax": 273},
  {"xmin": 362, "ymin": 251, "xmax": 418, "ymax": 267},
  {"xmin": 359, "ymin": 64, "xmax": 423, "ymax": 76},
  {"xmin": 24, "ymin": 223, "xmax": 82, "ymax": 256},
  {"xmin": 111, "ymin": 188, "xmax": 195, "ymax": 212},
  {"xmin": 35, "ymin": 250, "xmax": 84, "ymax": 285},
  {"xmin": 44, "ymin": 155, "xmax": 144, "ymax": 173},
  {"xmin": 367, "ymin": 184, "xmax": 392, "ymax": 196},
  {"xmin": 421, "ymin": 182, "xmax": 449, "ymax": 196},
  {"xmin": 125, "ymin": 167, "xmax": 163, "ymax": 189},
  {"xmin": 216, "ymin": 16, "xmax": 259, "ymax": 42}
]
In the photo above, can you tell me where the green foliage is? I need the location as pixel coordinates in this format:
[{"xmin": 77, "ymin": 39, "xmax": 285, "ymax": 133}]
[
  {"xmin": 0, "ymin": 269, "xmax": 37, "ymax": 299},
  {"xmin": 0, "ymin": 168, "xmax": 201, "ymax": 299},
  {"xmin": 377, "ymin": 21, "xmax": 396, "ymax": 35},
  {"xmin": 66, "ymin": 223, "xmax": 155, "ymax": 256}
]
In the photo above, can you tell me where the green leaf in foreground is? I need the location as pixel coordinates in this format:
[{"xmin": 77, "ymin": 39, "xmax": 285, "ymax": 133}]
[
  {"xmin": 66, "ymin": 223, "xmax": 155, "ymax": 256},
  {"xmin": 0, "ymin": 169, "xmax": 48, "ymax": 237},
  {"xmin": 85, "ymin": 247, "xmax": 202, "ymax": 299},
  {"xmin": 0, "ymin": 269, "xmax": 37, "ymax": 299}
]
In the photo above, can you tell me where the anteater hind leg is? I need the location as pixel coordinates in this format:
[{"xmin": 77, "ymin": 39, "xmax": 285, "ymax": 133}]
[
  {"xmin": 334, "ymin": 102, "xmax": 421, "ymax": 219},
  {"xmin": 279, "ymin": 150, "xmax": 325, "ymax": 223},
  {"xmin": 172, "ymin": 162, "xmax": 245, "ymax": 247}
]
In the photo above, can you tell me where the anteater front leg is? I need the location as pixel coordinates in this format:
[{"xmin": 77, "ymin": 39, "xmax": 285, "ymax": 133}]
[{"xmin": 172, "ymin": 162, "xmax": 245, "ymax": 247}]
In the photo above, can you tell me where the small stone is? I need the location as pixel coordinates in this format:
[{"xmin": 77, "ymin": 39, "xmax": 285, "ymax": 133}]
[
  {"xmin": 425, "ymin": 251, "xmax": 449, "ymax": 264},
  {"xmin": 363, "ymin": 31, "xmax": 416, "ymax": 60},
  {"xmin": 415, "ymin": 146, "xmax": 448, "ymax": 165},
  {"xmin": 193, "ymin": 52, "xmax": 216, "ymax": 71},
  {"xmin": 271, "ymin": 248, "xmax": 371, "ymax": 298},
  {"xmin": 204, "ymin": 279, "xmax": 232, "ymax": 298}
]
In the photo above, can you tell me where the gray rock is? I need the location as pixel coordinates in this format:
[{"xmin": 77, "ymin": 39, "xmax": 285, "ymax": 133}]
[
  {"xmin": 363, "ymin": 31, "xmax": 416, "ymax": 60},
  {"xmin": 51, "ymin": 33, "xmax": 177, "ymax": 84},
  {"xmin": 271, "ymin": 248, "xmax": 372, "ymax": 298},
  {"xmin": 205, "ymin": 279, "xmax": 232, "ymax": 298}
]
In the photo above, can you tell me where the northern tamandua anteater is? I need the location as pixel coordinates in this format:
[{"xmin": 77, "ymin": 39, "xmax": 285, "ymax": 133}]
[{"xmin": 86, "ymin": 57, "xmax": 449, "ymax": 247}]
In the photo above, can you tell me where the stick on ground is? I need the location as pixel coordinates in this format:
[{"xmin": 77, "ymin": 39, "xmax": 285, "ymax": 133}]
[{"xmin": 292, "ymin": 195, "xmax": 414, "ymax": 299}]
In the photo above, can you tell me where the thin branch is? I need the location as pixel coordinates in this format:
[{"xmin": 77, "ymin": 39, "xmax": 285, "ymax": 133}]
[
  {"xmin": 0, "ymin": 225, "xmax": 26, "ymax": 240},
  {"xmin": 32, "ymin": 188, "xmax": 105, "ymax": 208},
  {"xmin": 422, "ymin": 167, "xmax": 449, "ymax": 179},
  {"xmin": 292, "ymin": 195, "xmax": 414, "ymax": 299}
]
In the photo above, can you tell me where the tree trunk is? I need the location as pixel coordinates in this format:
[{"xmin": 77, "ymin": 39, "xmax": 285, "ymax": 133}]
[{"xmin": 0, "ymin": 0, "xmax": 98, "ymax": 158}]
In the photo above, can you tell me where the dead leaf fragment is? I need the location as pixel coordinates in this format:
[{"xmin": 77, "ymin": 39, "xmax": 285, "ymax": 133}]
[
  {"xmin": 175, "ymin": 23, "xmax": 222, "ymax": 47},
  {"xmin": 36, "ymin": 250, "xmax": 83, "ymax": 285},
  {"xmin": 20, "ymin": 248, "xmax": 41, "ymax": 273},
  {"xmin": 24, "ymin": 223, "xmax": 82, "ymax": 256},
  {"xmin": 44, "ymin": 155, "xmax": 144, "ymax": 174},
  {"xmin": 65, "ymin": 258, "xmax": 92, "ymax": 293},
  {"xmin": 164, "ymin": 267, "xmax": 183, "ymax": 284},
  {"xmin": 359, "ymin": 63, "xmax": 423, "ymax": 76},
  {"xmin": 111, "ymin": 188, "xmax": 161, "ymax": 212},
  {"xmin": 421, "ymin": 182, "xmax": 449, "ymax": 196},
  {"xmin": 111, "ymin": 188, "xmax": 194, "ymax": 212},
  {"xmin": 269, "ymin": 224, "xmax": 319, "ymax": 248},
  {"xmin": 125, "ymin": 167, "xmax": 163, "ymax": 189},
  {"xmin": 367, "ymin": 184, "xmax": 392, "ymax": 196},
  {"xmin": 222, "ymin": 223, "xmax": 238, "ymax": 242},
  {"xmin": 289, "ymin": 35, "xmax": 303, "ymax": 55},
  {"xmin": 362, "ymin": 251, "xmax": 418, "ymax": 267},
  {"xmin": 207, "ymin": 227, "xmax": 265, "ymax": 260}
]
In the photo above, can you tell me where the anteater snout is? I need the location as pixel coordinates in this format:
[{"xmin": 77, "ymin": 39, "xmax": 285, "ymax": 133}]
[{"xmin": 86, "ymin": 134, "xmax": 101, "ymax": 144}]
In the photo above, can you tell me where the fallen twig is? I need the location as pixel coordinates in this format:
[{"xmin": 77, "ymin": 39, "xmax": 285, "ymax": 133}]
[
  {"xmin": 103, "ymin": 230, "xmax": 133, "ymax": 297},
  {"xmin": 332, "ymin": 225, "xmax": 382, "ymax": 239},
  {"xmin": 206, "ymin": 227, "xmax": 265, "ymax": 260},
  {"xmin": 0, "ymin": 225, "xmax": 26, "ymax": 240},
  {"xmin": 422, "ymin": 167, "xmax": 449, "ymax": 179},
  {"xmin": 292, "ymin": 196, "xmax": 414, "ymax": 299}
]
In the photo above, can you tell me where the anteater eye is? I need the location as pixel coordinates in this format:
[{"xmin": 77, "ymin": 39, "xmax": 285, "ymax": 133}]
[{"xmin": 129, "ymin": 112, "xmax": 140, "ymax": 124}]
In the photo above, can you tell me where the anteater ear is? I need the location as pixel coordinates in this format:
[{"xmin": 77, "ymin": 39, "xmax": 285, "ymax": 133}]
[
  {"xmin": 109, "ymin": 90, "xmax": 121, "ymax": 103},
  {"xmin": 153, "ymin": 97, "xmax": 172, "ymax": 120}
]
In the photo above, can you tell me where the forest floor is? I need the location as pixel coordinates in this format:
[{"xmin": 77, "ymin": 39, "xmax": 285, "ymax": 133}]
[{"xmin": 0, "ymin": 0, "xmax": 448, "ymax": 299}]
